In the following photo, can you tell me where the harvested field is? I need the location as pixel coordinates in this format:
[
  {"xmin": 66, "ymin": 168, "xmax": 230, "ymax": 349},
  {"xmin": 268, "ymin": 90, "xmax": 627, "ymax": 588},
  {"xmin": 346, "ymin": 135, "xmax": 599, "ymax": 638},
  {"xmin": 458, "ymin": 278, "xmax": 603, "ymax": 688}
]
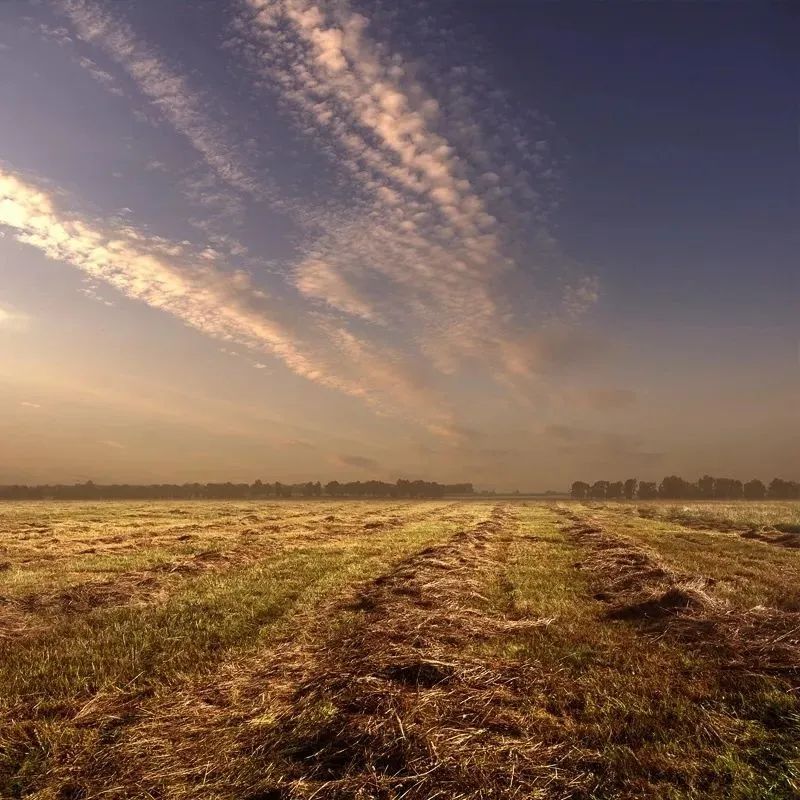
[{"xmin": 1, "ymin": 500, "xmax": 799, "ymax": 798}]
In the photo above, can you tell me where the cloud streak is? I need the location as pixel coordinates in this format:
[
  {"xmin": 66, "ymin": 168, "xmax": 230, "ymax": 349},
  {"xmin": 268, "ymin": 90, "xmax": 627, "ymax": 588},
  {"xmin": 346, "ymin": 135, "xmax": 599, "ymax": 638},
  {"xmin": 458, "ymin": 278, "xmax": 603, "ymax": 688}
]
[
  {"xmin": 20, "ymin": 1, "xmax": 600, "ymax": 449},
  {"xmin": 231, "ymin": 0, "xmax": 596, "ymax": 380},
  {"xmin": 55, "ymin": 0, "xmax": 274, "ymax": 206},
  {"xmin": 0, "ymin": 166, "xmax": 458, "ymax": 434},
  {"xmin": 0, "ymin": 303, "xmax": 31, "ymax": 331}
]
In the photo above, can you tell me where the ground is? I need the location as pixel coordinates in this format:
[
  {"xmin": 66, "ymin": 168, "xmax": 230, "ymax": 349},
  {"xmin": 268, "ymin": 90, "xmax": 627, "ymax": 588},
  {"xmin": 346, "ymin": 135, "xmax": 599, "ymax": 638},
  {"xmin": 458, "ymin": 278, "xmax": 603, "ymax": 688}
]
[{"xmin": 1, "ymin": 500, "xmax": 799, "ymax": 799}]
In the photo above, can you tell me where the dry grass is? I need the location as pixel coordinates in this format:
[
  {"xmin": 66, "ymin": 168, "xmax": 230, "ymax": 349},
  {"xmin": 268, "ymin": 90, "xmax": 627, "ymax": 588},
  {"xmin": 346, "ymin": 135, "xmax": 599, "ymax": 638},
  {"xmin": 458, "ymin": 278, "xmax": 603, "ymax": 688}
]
[
  {"xmin": 1, "ymin": 500, "xmax": 799, "ymax": 798},
  {"xmin": 589, "ymin": 503, "xmax": 800, "ymax": 611},
  {"xmin": 560, "ymin": 508, "xmax": 800, "ymax": 677},
  {"xmin": 635, "ymin": 500, "xmax": 800, "ymax": 536}
]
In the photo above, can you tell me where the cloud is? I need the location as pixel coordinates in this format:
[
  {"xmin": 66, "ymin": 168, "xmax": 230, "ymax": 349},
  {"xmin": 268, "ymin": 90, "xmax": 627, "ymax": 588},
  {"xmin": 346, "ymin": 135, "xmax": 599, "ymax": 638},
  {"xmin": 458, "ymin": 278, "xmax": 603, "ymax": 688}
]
[
  {"xmin": 563, "ymin": 275, "xmax": 600, "ymax": 319},
  {"xmin": 0, "ymin": 165, "xmax": 457, "ymax": 434},
  {"xmin": 334, "ymin": 453, "xmax": 380, "ymax": 471},
  {"xmin": 231, "ymin": 0, "xmax": 595, "ymax": 383},
  {"xmin": 23, "ymin": 1, "xmax": 603, "ymax": 446},
  {"xmin": 498, "ymin": 325, "xmax": 612, "ymax": 378},
  {"xmin": 76, "ymin": 55, "xmax": 124, "ymax": 96},
  {"xmin": 100, "ymin": 439, "xmax": 125, "ymax": 449},
  {"xmin": 20, "ymin": 401, "xmax": 42, "ymax": 409},
  {"xmin": 0, "ymin": 304, "xmax": 30, "ymax": 331},
  {"xmin": 543, "ymin": 424, "xmax": 663, "ymax": 466},
  {"xmin": 295, "ymin": 259, "xmax": 382, "ymax": 324},
  {"xmin": 581, "ymin": 388, "xmax": 637, "ymax": 411},
  {"xmin": 0, "ymin": 167, "xmax": 334, "ymax": 393},
  {"xmin": 56, "ymin": 0, "xmax": 273, "ymax": 204}
]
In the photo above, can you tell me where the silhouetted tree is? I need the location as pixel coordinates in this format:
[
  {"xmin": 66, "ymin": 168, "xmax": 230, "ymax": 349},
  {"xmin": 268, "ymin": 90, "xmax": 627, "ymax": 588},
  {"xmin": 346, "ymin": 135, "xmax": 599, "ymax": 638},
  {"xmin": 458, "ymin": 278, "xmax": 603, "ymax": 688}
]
[
  {"xmin": 606, "ymin": 481, "xmax": 624, "ymax": 500},
  {"xmin": 698, "ymin": 475, "xmax": 714, "ymax": 499},
  {"xmin": 624, "ymin": 478, "xmax": 638, "ymax": 500},
  {"xmin": 659, "ymin": 475, "xmax": 695, "ymax": 499},
  {"xmin": 743, "ymin": 479, "xmax": 766, "ymax": 500},
  {"xmin": 571, "ymin": 481, "xmax": 590, "ymax": 500},
  {"xmin": 589, "ymin": 480, "xmax": 609, "ymax": 499},
  {"xmin": 638, "ymin": 481, "xmax": 658, "ymax": 499},
  {"xmin": 714, "ymin": 478, "xmax": 743, "ymax": 499},
  {"xmin": 768, "ymin": 478, "xmax": 800, "ymax": 499},
  {"xmin": 0, "ymin": 477, "xmax": 474, "ymax": 500}
]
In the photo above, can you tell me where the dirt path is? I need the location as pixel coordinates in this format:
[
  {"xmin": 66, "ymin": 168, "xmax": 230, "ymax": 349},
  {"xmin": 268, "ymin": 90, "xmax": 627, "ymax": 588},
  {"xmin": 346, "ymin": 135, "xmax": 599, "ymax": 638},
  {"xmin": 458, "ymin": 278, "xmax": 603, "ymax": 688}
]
[{"xmin": 49, "ymin": 504, "xmax": 565, "ymax": 800}]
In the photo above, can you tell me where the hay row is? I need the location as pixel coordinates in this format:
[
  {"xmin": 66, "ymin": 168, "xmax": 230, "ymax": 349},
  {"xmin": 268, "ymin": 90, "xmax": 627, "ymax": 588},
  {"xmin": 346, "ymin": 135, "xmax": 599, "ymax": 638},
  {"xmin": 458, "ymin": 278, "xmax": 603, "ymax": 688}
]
[
  {"xmin": 0, "ymin": 504, "xmax": 462, "ymax": 642},
  {"xmin": 48, "ymin": 504, "xmax": 572, "ymax": 799},
  {"xmin": 561, "ymin": 508, "xmax": 800, "ymax": 680}
]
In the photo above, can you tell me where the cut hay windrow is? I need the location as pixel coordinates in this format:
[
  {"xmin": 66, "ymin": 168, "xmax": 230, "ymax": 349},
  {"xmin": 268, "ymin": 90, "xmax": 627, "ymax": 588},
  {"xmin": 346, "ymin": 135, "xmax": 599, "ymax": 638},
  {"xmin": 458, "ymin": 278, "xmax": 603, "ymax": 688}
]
[
  {"xmin": 251, "ymin": 506, "xmax": 563, "ymax": 799},
  {"xmin": 560, "ymin": 508, "xmax": 800, "ymax": 680},
  {"xmin": 738, "ymin": 527, "xmax": 800, "ymax": 549},
  {"xmin": 45, "ymin": 505, "xmax": 573, "ymax": 800},
  {"xmin": 0, "ymin": 542, "xmax": 282, "ymax": 639},
  {"xmin": 0, "ymin": 503, "xmax": 460, "ymax": 641}
]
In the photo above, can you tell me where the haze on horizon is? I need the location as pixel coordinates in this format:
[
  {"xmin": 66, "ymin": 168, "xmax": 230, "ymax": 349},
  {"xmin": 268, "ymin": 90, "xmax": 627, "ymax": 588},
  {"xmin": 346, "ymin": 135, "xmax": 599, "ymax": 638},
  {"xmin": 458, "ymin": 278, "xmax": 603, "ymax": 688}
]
[{"xmin": 0, "ymin": 1, "xmax": 797, "ymax": 490}]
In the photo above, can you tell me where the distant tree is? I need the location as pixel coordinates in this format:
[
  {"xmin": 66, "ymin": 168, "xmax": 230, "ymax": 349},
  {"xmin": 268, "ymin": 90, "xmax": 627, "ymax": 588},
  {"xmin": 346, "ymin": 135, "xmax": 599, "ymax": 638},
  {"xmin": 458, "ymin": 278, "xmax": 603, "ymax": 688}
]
[
  {"xmin": 714, "ymin": 477, "xmax": 743, "ymax": 499},
  {"xmin": 606, "ymin": 481, "xmax": 624, "ymax": 500},
  {"xmin": 252, "ymin": 479, "xmax": 273, "ymax": 498},
  {"xmin": 659, "ymin": 475, "xmax": 695, "ymax": 499},
  {"xmin": 444, "ymin": 483, "xmax": 474, "ymax": 496},
  {"xmin": 743, "ymin": 479, "xmax": 766, "ymax": 500},
  {"xmin": 571, "ymin": 481, "xmax": 590, "ymax": 500},
  {"xmin": 0, "ymin": 477, "xmax": 476, "ymax": 501},
  {"xmin": 623, "ymin": 478, "xmax": 638, "ymax": 500},
  {"xmin": 589, "ymin": 480, "xmax": 609, "ymax": 500},
  {"xmin": 638, "ymin": 481, "xmax": 658, "ymax": 500},
  {"xmin": 768, "ymin": 478, "xmax": 800, "ymax": 500},
  {"xmin": 698, "ymin": 475, "xmax": 714, "ymax": 499}
]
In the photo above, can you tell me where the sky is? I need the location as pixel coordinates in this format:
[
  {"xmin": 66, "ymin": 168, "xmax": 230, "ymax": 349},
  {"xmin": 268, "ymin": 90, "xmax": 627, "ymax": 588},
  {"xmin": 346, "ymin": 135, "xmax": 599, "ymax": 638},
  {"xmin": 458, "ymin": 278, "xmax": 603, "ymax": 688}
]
[{"xmin": 0, "ymin": 0, "xmax": 798, "ymax": 489}]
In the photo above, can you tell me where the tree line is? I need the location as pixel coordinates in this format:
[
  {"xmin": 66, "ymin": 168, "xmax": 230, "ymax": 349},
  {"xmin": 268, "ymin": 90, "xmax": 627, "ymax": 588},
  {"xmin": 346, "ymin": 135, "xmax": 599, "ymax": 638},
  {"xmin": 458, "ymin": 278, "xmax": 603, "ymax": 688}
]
[
  {"xmin": 571, "ymin": 476, "xmax": 800, "ymax": 501},
  {"xmin": 0, "ymin": 479, "xmax": 475, "ymax": 501}
]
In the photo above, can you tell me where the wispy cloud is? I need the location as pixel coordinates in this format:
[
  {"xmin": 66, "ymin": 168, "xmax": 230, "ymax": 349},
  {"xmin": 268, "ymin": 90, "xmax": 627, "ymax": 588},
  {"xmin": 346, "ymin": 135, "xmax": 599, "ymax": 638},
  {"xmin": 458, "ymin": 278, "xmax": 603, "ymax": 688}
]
[
  {"xmin": 55, "ymin": 0, "xmax": 273, "ymax": 204},
  {"xmin": 76, "ymin": 54, "xmax": 124, "ymax": 96},
  {"xmin": 34, "ymin": 21, "xmax": 127, "ymax": 96},
  {"xmin": 20, "ymin": 401, "xmax": 42, "ymax": 409},
  {"xmin": 231, "ymin": 0, "xmax": 597, "ymax": 381},
  {"xmin": 543, "ymin": 424, "xmax": 663, "ymax": 466},
  {"xmin": 333, "ymin": 453, "xmax": 380, "ymax": 472},
  {"xmin": 0, "ymin": 304, "xmax": 31, "ymax": 331},
  {"xmin": 21, "ymin": 0, "xmax": 600, "ymax": 446},
  {"xmin": 0, "ymin": 166, "xmax": 458, "ymax": 434}
]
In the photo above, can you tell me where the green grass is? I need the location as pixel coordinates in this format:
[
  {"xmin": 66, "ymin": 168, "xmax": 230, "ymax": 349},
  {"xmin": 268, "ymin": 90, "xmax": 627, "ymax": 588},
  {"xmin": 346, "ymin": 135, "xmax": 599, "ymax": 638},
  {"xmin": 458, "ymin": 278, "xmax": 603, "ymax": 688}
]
[
  {"xmin": 635, "ymin": 501, "xmax": 800, "ymax": 532},
  {"xmin": 588, "ymin": 504, "xmax": 800, "ymax": 609},
  {"xmin": 0, "ymin": 502, "xmax": 482, "ymax": 797},
  {"xmin": 1, "ymin": 500, "xmax": 799, "ymax": 799},
  {"xmin": 479, "ymin": 506, "xmax": 800, "ymax": 799}
]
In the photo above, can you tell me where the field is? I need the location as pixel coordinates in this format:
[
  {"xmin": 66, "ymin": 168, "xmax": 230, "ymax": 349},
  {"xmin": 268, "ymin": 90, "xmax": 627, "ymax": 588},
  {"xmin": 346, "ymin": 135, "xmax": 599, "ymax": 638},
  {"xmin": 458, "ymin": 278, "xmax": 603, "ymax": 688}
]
[{"xmin": 1, "ymin": 500, "xmax": 799, "ymax": 799}]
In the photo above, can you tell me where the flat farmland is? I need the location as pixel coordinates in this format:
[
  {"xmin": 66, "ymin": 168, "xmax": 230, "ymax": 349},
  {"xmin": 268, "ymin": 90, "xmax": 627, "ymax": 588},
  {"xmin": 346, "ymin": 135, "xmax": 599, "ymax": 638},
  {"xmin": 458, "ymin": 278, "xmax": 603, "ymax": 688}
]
[{"xmin": 1, "ymin": 500, "xmax": 799, "ymax": 799}]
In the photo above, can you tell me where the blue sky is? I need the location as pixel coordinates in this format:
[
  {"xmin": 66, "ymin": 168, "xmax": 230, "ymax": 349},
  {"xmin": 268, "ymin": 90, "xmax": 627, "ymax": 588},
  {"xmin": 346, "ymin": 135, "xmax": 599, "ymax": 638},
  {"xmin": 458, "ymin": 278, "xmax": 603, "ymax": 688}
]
[{"xmin": 0, "ymin": 1, "xmax": 797, "ymax": 488}]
